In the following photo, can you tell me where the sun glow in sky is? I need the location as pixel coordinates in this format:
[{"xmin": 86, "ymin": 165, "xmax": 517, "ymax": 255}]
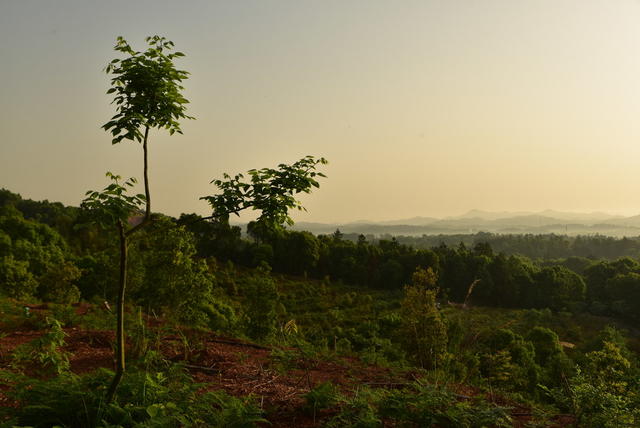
[{"xmin": 2, "ymin": 0, "xmax": 640, "ymax": 222}]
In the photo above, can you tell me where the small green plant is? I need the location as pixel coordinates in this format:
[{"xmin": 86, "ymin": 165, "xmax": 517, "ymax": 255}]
[
  {"xmin": 50, "ymin": 303, "xmax": 80, "ymax": 327},
  {"xmin": 0, "ymin": 370, "xmax": 87, "ymax": 427},
  {"xmin": 242, "ymin": 268, "xmax": 279, "ymax": 341},
  {"xmin": 400, "ymin": 267, "xmax": 448, "ymax": 369},
  {"xmin": 0, "ymin": 256, "xmax": 38, "ymax": 300},
  {"xmin": 0, "ymin": 299, "xmax": 38, "ymax": 332},
  {"xmin": 326, "ymin": 387, "xmax": 383, "ymax": 428},
  {"xmin": 304, "ymin": 381, "xmax": 342, "ymax": 422},
  {"xmin": 543, "ymin": 342, "xmax": 640, "ymax": 428},
  {"xmin": 11, "ymin": 317, "xmax": 70, "ymax": 376},
  {"xmin": 380, "ymin": 381, "xmax": 512, "ymax": 427},
  {"xmin": 326, "ymin": 382, "xmax": 512, "ymax": 428},
  {"xmin": 269, "ymin": 347, "xmax": 299, "ymax": 374},
  {"xmin": 171, "ymin": 327, "xmax": 209, "ymax": 363},
  {"xmin": 1, "ymin": 363, "xmax": 268, "ymax": 427}
]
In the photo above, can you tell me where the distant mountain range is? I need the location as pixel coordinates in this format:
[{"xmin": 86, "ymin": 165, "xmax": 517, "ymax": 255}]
[{"xmin": 290, "ymin": 210, "xmax": 640, "ymax": 237}]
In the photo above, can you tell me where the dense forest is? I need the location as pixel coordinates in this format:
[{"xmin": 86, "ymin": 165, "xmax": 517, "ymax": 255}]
[
  {"xmin": 1, "ymin": 187, "xmax": 639, "ymax": 427},
  {"xmin": 381, "ymin": 232, "xmax": 640, "ymax": 261}
]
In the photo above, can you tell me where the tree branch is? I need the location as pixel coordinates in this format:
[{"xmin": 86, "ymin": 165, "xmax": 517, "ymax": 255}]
[
  {"xmin": 176, "ymin": 206, "xmax": 250, "ymax": 227},
  {"xmin": 124, "ymin": 125, "xmax": 152, "ymax": 238},
  {"xmin": 125, "ymin": 215, "xmax": 153, "ymax": 237}
]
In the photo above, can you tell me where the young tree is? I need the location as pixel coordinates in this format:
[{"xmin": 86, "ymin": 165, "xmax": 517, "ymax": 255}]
[
  {"xmin": 86, "ymin": 36, "xmax": 327, "ymax": 404},
  {"xmin": 200, "ymin": 155, "xmax": 328, "ymax": 229},
  {"xmin": 84, "ymin": 35, "xmax": 194, "ymax": 402},
  {"xmin": 103, "ymin": 35, "xmax": 194, "ymax": 220},
  {"xmin": 400, "ymin": 267, "xmax": 448, "ymax": 369}
]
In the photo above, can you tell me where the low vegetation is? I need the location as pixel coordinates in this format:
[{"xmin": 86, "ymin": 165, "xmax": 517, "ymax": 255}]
[{"xmin": 1, "ymin": 189, "xmax": 640, "ymax": 426}]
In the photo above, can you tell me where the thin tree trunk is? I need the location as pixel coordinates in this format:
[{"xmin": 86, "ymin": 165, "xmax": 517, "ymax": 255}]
[
  {"xmin": 107, "ymin": 220, "xmax": 127, "ymax": 403},
  {"xmin": 106, "ymin": 126, "xmax": 152, "ymax": 401},
  {"xmin": 142, "ymin": 125, "xmax": 151, "ymax": 218}
]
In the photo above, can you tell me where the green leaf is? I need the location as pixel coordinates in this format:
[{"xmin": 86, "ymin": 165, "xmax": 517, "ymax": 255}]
[{"xmin": 146, "ymin": 404, "xmax": 160, "ymax": 418}]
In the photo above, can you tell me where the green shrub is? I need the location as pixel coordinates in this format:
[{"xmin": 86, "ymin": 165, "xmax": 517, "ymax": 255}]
[
  {"xmin": 400, "ymin": 268, "xmax": 448, "ymax": 369},
  {"xmin": 303, "ymin": 381, "xmax": 342, "ymax": 418},
  {"xmin": 200, "ymin": 298, "xmax": 239, "ymax": 334},
  {"xmin": 327, "ymin": 382, "xmax": 511, "ymax": 428},
  {"xmin": 11, "ymin": 318, "xmax": 70, "ymax": 376},
  {"xmin": 550, "ymin": 369, "xmax": 640, "ymax": 428},
  {"xmin": 50, "ymin": 303, "xmax": 80, "ymax": 327},
  {"xmin": 242, "ymin": 268, "xmax": 279, "ymax": 341},
  {"xmin": 482, "ymin": 328, "xmax": 540, "ymax": 393},
  {"xmin": 326, "ymin": 387, "xmax": 382, "ymax": 428},
  {"xmin": 376, "ymin": 381, "xmax": 511, "ymax": 427},
  {"xmin": 335, "ymin": 337, "xmax": 352, "ymax": 355},
  {"xmin": 1, "ymin": 364, "xmax": 267, "ymax": 427},
  {"xmin": 38, "ymin": 260, "xmax": 82, "ymax": 304},
  {"xmin": 0, "ymin": 255, "xmax": 38, "ymax": 300}
]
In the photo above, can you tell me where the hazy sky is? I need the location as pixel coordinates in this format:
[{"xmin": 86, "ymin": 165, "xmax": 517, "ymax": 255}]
[{"xmin": 2, "ymin": 0, "xmax": 640, "ymax": 223}]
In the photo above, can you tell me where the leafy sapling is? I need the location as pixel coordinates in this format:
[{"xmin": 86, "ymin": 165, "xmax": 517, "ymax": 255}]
[
  {"xmin": 103, "ymin": 35, "xmax": 194, "ymax": 220},
  {"xmin": 200, "ymin": 155, "xmax": 328, "ymax": 230},
  {"xmin": 86, "ymin": 35, "xmax": 194, "ymax": 402},
  {"xmin": 81, "ymin": 173, "xmax": 146, "ymax": 229}
]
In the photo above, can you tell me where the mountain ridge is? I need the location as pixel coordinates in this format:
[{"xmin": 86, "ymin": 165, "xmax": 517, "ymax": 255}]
[{"xmin": 289, "ymin": 210, "xmax": 640, "ymax": 237}]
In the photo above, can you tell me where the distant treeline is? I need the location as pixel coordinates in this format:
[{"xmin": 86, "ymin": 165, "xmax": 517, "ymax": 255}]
[
  {"xmin": 342, "ymin": 232, "xmax": 640, "ymax": 260},
  {"xmin": 1, "ymin": 188, "xmax": 639, "ymax": 325},
  {"xmin": 181, "ymin": 216, "xmax": 640, "ymax": 324}
]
